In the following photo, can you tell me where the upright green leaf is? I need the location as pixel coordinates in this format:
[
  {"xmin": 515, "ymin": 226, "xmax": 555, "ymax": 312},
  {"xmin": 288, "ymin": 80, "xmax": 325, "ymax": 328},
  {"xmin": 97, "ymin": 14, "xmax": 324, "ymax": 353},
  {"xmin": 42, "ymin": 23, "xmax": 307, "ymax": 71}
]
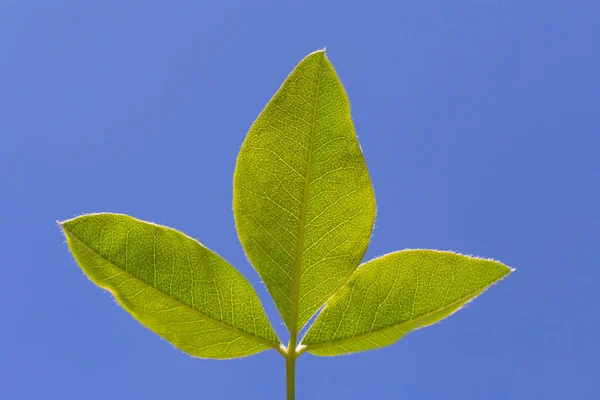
[
  {"xmin": 233, "ymin": 50, "xmax": 376, "ymax": 331},
  {"xmin": 60, "ymin": 213, "xmax": 280, "ymax": 359},
  {"xmin": 301, "ymin": 250, "xmax": 513, "ymax": 356}
]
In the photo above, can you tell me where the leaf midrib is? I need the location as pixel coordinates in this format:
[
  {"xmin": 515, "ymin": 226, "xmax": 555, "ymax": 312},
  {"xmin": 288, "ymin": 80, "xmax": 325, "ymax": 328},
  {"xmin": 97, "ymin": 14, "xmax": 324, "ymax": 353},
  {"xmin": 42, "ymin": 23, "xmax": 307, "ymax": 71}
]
[
  {"xmin": 301, "ymin": 286, "xmax": 491, "ymax": 353},
  {"xmin": 62, "ymin": 224, "xmax": 282, "ymax": 352},
  {"xmin": 289, "ymin": 53, "xmax": 324, "ymax": 336}
]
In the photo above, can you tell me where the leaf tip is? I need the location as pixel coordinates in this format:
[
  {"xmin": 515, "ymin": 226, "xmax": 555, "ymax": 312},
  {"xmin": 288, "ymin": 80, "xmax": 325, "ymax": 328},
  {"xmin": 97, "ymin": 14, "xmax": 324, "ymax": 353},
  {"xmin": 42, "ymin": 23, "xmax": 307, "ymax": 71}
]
[
  {"xmin": 57, "ymin": 220, "xmax": 69, "ymax": 234},
  {"xmin": 307, "ymin": 48, "xmax": 327, "ymax": 60}
]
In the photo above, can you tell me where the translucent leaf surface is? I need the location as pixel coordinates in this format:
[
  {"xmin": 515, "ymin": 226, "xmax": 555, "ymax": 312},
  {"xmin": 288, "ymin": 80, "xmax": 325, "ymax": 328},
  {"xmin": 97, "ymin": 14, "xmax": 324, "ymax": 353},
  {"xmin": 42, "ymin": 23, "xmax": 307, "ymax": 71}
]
[
  {"xmin": 60, "ymin": 213, "xmax": 280, "ymax": 359},
  {"xmin": 301, "ymin": 250, "xmax": 513, "ymax": 356},
  {"xmin": 233, "ymin": 50, "xmax": 376, "ymax": 331}
]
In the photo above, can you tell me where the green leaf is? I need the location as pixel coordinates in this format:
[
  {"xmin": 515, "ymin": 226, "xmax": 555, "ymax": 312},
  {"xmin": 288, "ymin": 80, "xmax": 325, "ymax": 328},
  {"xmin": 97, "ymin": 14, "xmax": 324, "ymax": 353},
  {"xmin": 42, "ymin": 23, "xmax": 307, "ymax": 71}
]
[
  {"xmin": 60, "ymin": 213, "xmax": 281, "ymax": 359},
  {"xmin": 233, "ymin": 50, "xmax": 376, "ymax": 332},
  {"xmin": 300, "ymin": 250, "xmax": 513, "ymax": 356}
]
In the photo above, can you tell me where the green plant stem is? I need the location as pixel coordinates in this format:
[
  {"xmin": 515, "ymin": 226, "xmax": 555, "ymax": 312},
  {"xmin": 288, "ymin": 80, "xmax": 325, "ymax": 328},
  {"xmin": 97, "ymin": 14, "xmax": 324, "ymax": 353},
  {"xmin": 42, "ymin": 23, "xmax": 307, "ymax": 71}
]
[
  {"xmin": 286, "ymin": 351, "xmax": 297, "ymax": 400},
  {"xmin": 286, "ymin": 328, "xmax": 299, "ymax": 400}
]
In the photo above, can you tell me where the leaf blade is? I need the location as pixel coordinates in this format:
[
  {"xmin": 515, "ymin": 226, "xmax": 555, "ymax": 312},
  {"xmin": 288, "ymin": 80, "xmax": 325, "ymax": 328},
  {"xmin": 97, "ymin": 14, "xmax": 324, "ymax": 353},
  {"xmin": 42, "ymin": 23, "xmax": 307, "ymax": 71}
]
[
  {"xmin": 233, "ymin": 50, "xmax": 376, "ymax": 330},
  {"xmin": 61, "ymin": 213, "xmax": 280, "ymax": 359},
  {"xmin": 300, "ymin": 250, "xmax": 513, "ymax": 356}
]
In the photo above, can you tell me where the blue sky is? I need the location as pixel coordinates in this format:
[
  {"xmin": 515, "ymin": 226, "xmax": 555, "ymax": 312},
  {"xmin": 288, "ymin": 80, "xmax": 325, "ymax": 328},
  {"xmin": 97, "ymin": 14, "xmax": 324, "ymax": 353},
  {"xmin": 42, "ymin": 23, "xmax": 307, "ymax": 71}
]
[{"xmin": 1, "ymin": 1, "xmax": 598, "ymax": 399}]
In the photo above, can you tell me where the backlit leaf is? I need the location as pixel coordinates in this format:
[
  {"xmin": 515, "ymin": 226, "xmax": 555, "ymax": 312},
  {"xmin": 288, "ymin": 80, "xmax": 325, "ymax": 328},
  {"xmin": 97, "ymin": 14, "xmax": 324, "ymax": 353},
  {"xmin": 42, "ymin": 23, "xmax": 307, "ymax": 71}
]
[
  {"xmin": 60, "ymin": 213, "xmax": 280, "ymax": 359},
  {"xmin": 301, "ymin": 250, "xmax": 513, "ymax": 356},
  {"xmin": 233, "ymin": 50, "xmax": 376, "ymax": 331}
]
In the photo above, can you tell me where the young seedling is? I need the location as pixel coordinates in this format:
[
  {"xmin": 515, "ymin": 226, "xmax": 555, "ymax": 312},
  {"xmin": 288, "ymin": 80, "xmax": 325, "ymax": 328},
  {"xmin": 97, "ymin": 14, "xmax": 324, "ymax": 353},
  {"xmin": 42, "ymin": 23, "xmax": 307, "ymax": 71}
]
[{"xmin": 60, "ymin": 50, "xmax": 513, "ymax": 399}]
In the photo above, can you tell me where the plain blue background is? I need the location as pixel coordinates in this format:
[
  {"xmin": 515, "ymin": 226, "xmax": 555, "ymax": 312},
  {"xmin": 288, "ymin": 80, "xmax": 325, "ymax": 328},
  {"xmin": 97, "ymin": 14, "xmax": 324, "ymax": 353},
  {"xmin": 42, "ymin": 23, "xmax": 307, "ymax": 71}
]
[{"xmin": 1, "ymin": 1, "xmax": 598, "ymax": 399}]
